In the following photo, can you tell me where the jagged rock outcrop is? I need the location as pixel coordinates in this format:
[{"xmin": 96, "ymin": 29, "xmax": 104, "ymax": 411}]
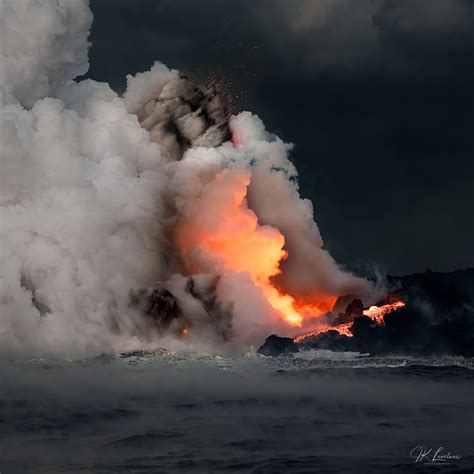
[
  {"xmin": 257, "ymin": 334, "xmax": 299, "ymax": 357},
  {"xmin": 129, "ymin": 275, "xmax": 233, "ymax": 341},
  {"xmin": 259, "ymin": 269, "xmax": 474, "ymax": 357}
]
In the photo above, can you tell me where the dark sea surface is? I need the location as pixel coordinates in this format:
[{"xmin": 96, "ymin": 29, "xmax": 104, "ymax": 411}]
[{"xmin": 0, "ymin": 350, "xmax": 473, "ymax": 473}]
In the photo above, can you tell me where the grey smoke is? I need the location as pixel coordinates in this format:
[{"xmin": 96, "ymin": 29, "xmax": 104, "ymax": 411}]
[{"xmin": 134, "ymin": 75, "xmax": 230, "ymax": 160}]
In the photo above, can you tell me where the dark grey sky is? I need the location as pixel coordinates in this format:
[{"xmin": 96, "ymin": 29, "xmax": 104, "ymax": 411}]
[{"xmin": 86, "ymin": 0, "xmax": 474, "ymax": 276}]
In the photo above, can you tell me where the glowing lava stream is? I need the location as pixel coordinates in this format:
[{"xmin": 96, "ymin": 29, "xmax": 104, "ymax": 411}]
[
  {"xmin": 362, "ymin": 300, "xmax": 405, "ymax": 324},
  {"xmin": 294, "ymin": 299, "xmax": 406, "ymax": 342},
  {"xmin": 175, "ymin": 167, "xmax": 336, "ymax": 328},
  {"xmin": 293, "ymin": 322, "xmax": 353, "ymax": 343}
]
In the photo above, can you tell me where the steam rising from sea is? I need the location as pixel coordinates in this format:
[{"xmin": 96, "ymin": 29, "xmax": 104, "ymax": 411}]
[{"xmin": 0, "ymin": 0, "xmax": 380, "ymax": 358}]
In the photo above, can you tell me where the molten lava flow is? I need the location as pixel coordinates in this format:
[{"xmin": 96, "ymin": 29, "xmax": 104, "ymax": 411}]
[
  {"xmin": 293, "ymin": 298, "xmax": 406, "ymax": 343},
  {"xmin": 175, "ymin": 166, "xmax": 337, "ymax": 329},
  {"xmin": 293, "ymin": 322, "xmax": 353, "ymax": 343},
  {"xmin": 362, "ymin": 300, "xmax": 406, "ymax": 324}
]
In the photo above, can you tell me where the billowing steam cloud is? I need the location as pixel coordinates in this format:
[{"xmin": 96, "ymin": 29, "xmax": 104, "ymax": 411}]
[{"xmin": 0, "ymin": 0, "xmax": 377, "ymax": 358}]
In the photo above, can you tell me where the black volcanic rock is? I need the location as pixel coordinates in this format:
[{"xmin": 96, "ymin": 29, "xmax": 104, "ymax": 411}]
[
  {"xmin": 333, "ymin": 298, "xmax": 364, "ymax": 325},
  {"xmin": 299, "ymin": 330, "xmax": 353, "ymax": 352},
  {"xmin": 129, "ymin": 276, "xmax": 233, "ymax": 341},
  {"xmin": 262, "ymin": 269, "xmax": 474, "ymax": 357},
  {"xmin": 258, "ymin": 335, "xmax": 299, "ymax": 357},
  {"xmin": 387, "ymin": 268, "xmax": 474, "ymax": 323}
]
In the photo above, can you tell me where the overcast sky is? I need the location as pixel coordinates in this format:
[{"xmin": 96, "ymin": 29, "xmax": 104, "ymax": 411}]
[{"xmin": 86, "ymin": 0, "xmax": 474, "ymax": 276}]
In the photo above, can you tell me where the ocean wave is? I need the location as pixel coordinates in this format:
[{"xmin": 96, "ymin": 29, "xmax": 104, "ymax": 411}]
[{"xmin": 11, "ymin": 348, "xmax": 474, "ymax": 375}]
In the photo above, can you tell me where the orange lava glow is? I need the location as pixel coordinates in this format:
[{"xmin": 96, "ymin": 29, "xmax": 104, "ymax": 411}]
[
  {"xmin": 363, "ymin": 300, "xmax": 406, "ymax": 324},
  {"xmin": 175, "ymin": 167, "xmax": 337, "ymax": 328},
  {"xmin": 293, "ymin": 298, "xmax": 406, "ymax": 343},
  {"xmin": 293, "ymin": 322, "xmax": 353, "ymax": 342}
]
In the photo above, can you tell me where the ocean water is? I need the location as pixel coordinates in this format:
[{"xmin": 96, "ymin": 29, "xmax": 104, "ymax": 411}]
[{"xmin": 0, "ymin": 350, "xmax": 473, "ymax": 473}]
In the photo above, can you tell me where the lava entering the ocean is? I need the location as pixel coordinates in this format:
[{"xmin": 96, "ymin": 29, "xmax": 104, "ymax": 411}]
[{"xmin": 293, "ymin": 298, "xmax": 406, "ymax": 343}]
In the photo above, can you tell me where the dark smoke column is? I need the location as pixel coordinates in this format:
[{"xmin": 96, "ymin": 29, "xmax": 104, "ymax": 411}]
[{"xmin": 134, "ymin": 76, "xmax": 231, "ymax": 160}]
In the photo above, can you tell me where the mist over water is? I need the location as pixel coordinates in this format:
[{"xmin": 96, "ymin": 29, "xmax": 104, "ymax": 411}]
[
  {"xmin": 1, "ymin": 2, "xmax": 473, "ymax": 472},
  {"xmin": 0, "ymin": 353, "xmax": 473, "ymax": 473}
]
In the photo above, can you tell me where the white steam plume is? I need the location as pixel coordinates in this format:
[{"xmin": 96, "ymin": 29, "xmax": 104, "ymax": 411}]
[
  {"xmin": 0, "ymin": 0, "xmax": 92, "ymax": 107},
  {"xmin": 0, "ymin": 0, "xmax": 379, "ymax": 358}
]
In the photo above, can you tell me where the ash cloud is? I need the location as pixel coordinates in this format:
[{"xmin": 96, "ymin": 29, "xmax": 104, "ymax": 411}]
[{"xmin": 125, "ymin": 66, "xmax": 231, "ymax": 161}]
